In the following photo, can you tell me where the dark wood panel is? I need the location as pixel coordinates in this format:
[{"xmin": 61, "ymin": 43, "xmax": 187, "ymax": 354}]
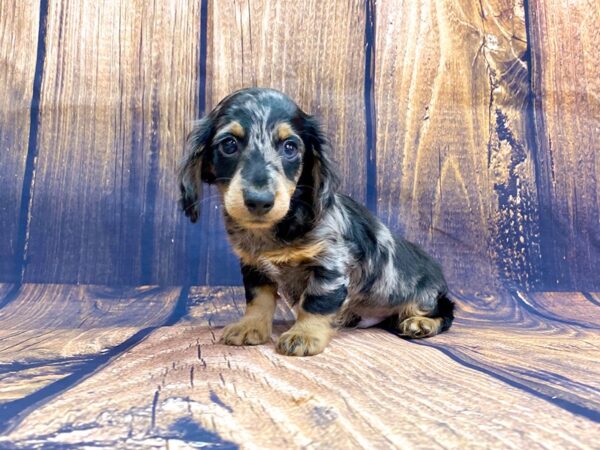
[
  {"xmin": 527, "ymin": 0, "xmax": 600, "ymax": 290},
  {"xmin": 1, "ymin": 287, "xmax": 598, "ymax": 448},
  {"xmin": 0, "ymin": 285, "xmax": 15, "ymax": 306},
  {"xmin": 0, "ymin": 0, "xmax": 40, "ymax": 281},
  {"xmin": 374, "ymin": 0, "xmax": 542, "ymax": 291},
  {"xmin": 195, "ymin": 0, "xmax": 369, "ymax": 284},
  {"xmin": 23, "ymin": 1, "xmax": 203, "ymax": 285}
]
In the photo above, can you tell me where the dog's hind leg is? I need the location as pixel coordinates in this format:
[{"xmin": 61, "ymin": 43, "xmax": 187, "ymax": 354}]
[{"xmin": 391, "ymin": 293, "xmax": 455, "ymax": 339}]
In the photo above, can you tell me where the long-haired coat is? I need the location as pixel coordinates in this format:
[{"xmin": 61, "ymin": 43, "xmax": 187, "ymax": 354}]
[{"xmin": 179, "ymin": 88, "xmax": 454, "ymax": 356}]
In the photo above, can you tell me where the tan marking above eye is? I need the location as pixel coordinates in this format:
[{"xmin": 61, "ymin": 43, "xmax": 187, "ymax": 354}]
[
  {"xmin": 218, "ymin": 121, "xmax": 245, "ymax": 139},
  {"xmin": 276, "ymin": 122, "xmax": 295, "ymax": 141}
]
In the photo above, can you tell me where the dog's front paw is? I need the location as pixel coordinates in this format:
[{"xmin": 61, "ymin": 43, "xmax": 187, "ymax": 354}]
[
  {"xmin": 276, "ymin": 330, "xmax": 327, "ymax": 356},
  {"xmin": 220, "ymin": 318, "xmax": 271, "ymax": 346}
]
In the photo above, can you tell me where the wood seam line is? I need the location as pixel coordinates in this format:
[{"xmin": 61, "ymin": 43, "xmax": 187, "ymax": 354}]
[
  {"xmin": 522, "ymin": 0, "xmax": 557, "ymax": 288},
  {"xmin": 14, "ymin": 0, "xmax": 50, "ymax": 284},
  {"xmin": 581, "ymin": 292, "xmax": 600, "ymax": 307},
  {"xmin": 198, "ymin": 0, "xmax": 208, "ymax": 120},
  {"xmin": 511, "ymin": 291, "xmax": 598, "ymax": 330},
  {"xmin": 0, "ymin": 286, "xmax": 190, "ymax": 435},
  {"xmin": 413, "ymin": 340, "xmax": 600, "ymax": 423},
  {"xmin": 382, "ymin": 329, "xmax": 600, "ymax": 423},
  {"xmin": 185, "ymin": 0, "xmax": 210, "ymax": 286},
  {"xmin": 0, "ymin": 284, "xmax": 23, "ymax": 310},
  {"xmin": 0, "ymin": 355, "xmax": 93, "ymax": 375},
  {"xmin": 364, "ymin": 0, "xmax": 377, "ymax": 212}
]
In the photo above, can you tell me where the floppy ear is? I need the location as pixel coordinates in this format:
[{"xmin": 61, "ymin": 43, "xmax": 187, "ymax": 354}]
[
  {"xmin": 178, "ymin": 116, "xmax": 214, "ymax": 223},
  {"xmin": 302, "ymin": 115, "xmax": 340, "ymax": 218}
]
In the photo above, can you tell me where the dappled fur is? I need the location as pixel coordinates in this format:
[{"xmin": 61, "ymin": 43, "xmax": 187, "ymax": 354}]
[{"xmin": 179, "ymin": 88, "xmax": 454, "ymax": 356}]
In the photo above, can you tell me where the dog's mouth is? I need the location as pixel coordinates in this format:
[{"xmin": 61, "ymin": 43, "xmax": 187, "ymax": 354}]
[
  {"xmin": 238, "ymin": 220, "xmax": 275, "ymax": 230},
  {"xmin": 225, "ymin": 202, "xmax": 291, "ymax": 230}
]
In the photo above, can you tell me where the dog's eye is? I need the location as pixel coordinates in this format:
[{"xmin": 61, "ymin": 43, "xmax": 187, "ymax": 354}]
[
  {"xmin": 220, "ymin": 137, "xmax": 238, "ymax": 155},
  {"xmin": 282, "ymin": 140, "xmax": 299, "ymax": 159}
]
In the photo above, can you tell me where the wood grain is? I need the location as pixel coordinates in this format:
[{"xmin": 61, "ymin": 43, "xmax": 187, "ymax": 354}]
[
  {"xmin": 22, "ymin": 1, "xmax": 203, "ymax": 285},
  {"xmin": 0, "ymin": 0, "xmax": 40, "ymax": 281},
  {"xmin": 588, "ymin": 292, "xmax": 600, "ymax": 307},
  {"xmin": 0, "ymin": 284, "xmax": 15, "ymax": 302},
  {"xmin": 0, "ymin": 284, "xmax": 181, "ymax": 403},
  {"xmin": 1, "ymin": 286, "xmax": 599, "ymax": 448},
  {"xmin": 1, "ymin": 0, "xmax": 598, "ymax": 291},
  {"xmin": 527, "ymin": 0, "xmax": 600, "ymax": 290},
  {"xmin": 526, "ymin": 291, "xmax": 600, "ymax": 327},
  {"xmin": 415, "ymin": 289, "xmax": 600, "ymax": 416},
  {"xmin": 374, "ymin": 0, "xmax": 542, "ymax": 291}
]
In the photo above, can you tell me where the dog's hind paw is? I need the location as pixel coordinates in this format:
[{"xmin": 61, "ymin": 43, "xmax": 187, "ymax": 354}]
[{"xmin": 398, "ymin": 316, "xmax": 443, "ymax": 338}]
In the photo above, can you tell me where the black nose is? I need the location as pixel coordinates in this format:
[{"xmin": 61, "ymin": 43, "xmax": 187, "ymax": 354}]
[{"xmin": 243, "ymin": 189, "xmax": 275, "ymax": 215}]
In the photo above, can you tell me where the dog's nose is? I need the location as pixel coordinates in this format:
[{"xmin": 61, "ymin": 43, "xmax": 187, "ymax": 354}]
[{"xmin": 243, "ymin": 189, "xmax": 275, "ymax": 215}]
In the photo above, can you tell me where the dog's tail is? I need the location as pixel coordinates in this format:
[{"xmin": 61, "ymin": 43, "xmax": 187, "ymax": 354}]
[{"xmin": 436, "ymin": 292, "xmax": 455, "ymax": 332}]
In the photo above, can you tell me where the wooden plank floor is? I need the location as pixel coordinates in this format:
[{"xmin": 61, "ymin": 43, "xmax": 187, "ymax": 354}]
[{"xmin": 0, "ymin": 285, "xmax": 598, "ymax": 449}]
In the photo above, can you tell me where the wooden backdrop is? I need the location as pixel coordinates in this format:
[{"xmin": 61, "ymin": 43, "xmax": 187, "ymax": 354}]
[{"xmin": 0, "ymin": 0, "xmax": 598, "ymax": 292}]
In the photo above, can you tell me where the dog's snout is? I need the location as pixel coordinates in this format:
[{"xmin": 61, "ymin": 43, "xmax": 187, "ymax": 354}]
[{"xmin": 243, "ymin": 189, "xmax": 275, "ymax": 215}]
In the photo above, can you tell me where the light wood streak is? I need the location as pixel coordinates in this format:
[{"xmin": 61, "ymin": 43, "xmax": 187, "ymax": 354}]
[{"xmin": 0, "ymin": 0, "xmax": 40, "ymax": 280}]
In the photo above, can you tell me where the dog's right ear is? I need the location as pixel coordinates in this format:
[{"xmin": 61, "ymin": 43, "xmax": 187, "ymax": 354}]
[{"xmin": 178, "ymin": 116, "xmax": 214, "ymax": 223}]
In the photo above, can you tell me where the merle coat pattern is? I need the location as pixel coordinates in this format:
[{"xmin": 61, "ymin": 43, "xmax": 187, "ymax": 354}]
[{"xmin": 179, "ymin": 88, "xmax": 454, "ymax": 356}]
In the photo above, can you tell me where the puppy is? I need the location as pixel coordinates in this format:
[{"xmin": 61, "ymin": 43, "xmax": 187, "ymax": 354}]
[{"xmin": 179, "ymin": 88, "xmax": 454, "ymax": 356}]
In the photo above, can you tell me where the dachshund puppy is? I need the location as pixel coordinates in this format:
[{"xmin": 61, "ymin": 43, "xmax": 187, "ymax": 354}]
[{"xmin": 179, "ymin": 88, "xmax": 454, "ymax": 356}]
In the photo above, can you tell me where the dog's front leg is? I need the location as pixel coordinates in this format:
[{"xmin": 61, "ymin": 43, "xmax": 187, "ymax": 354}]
[
  {"xmin": 221, "ymin": 265, "xmax": 277, "ymax": 346},
  {"xmin": 276, "ymin": 267, "xmax": 348, "ymax": 356}
]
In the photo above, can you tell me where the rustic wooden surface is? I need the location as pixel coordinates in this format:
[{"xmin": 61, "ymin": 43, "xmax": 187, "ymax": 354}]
[
  {"xmin": 0, "ymin": 285, "xmax": 598, "ymax": 448},
  {"xmin": 21, "ymin": 0, "xmax": 204, "ymax": 285},
  {"xmin": 527, "ymin": 0, "xmax": 600, "ymax": 290},
  {"xmin": 374, "ymin": 0, "xmax": 541, "ymax": 291},
  {"xmin": 0, "ymin": 284, "xmax": 182, "ymax": 404},
  {"xmin": 0, "ymin": 0, "xmax": 598, "ymax": 290},
  {"xmin": 0, "ymin": 0, "xmax": 40, "ymax": 281},
  {"xmin": 1, "ymin": 1, "xmax": 599, "ymax": 446}
]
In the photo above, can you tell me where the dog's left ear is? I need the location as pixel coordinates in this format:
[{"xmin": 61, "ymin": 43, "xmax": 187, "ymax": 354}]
[
  {"xmin": 300, "ymin": 114, "xmax": 340, "ymax": 218},
  {"xmin": 178, "ymin": 116, "xmax": 215, "ymax": 223}
]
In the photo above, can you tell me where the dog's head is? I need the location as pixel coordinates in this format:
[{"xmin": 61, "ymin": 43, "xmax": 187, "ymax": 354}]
[{"xmin": 179, "ymin": 88, "xmax": 339, "ymax": 230}]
